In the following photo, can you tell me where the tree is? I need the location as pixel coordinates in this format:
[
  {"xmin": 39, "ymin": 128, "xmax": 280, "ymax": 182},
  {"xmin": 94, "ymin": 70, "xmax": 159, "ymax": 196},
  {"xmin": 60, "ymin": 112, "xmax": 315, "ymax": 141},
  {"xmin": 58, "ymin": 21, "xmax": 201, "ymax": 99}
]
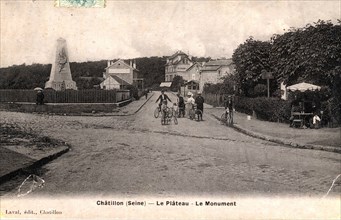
[
  {"xmin": 232, "ymin": 37, "xmax": 272, "ymax": 96},
  {"xmin": 270, "ymin": 20, "xmax": 341, "ymax": 87},
  {"xmin": 170, "ymin": 75, "xmax": 184, "ymax": 92}
]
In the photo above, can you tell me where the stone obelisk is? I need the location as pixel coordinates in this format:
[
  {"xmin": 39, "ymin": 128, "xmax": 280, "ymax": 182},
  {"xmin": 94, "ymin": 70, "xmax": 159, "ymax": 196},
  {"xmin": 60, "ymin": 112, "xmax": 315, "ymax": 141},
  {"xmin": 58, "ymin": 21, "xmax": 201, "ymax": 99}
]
[{"xmin": 45, "ymin": 38, "xmax": 77, "ymax": 90}]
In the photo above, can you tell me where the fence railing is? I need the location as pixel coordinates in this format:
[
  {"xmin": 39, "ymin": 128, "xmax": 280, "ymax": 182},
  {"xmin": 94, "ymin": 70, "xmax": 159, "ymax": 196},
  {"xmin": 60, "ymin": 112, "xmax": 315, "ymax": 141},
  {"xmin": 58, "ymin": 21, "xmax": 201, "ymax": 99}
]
[{"xmin": 0, "ymin": 89, "xmax": 130, "ymax": 103}]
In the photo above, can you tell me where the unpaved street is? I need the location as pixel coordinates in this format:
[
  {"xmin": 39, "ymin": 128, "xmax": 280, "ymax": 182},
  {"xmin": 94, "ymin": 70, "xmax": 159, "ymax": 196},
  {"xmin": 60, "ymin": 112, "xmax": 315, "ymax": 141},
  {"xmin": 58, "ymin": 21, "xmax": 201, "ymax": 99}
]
[{"xmin": 1, "ymin": 92, "xmax": 340, "ymax": 197}]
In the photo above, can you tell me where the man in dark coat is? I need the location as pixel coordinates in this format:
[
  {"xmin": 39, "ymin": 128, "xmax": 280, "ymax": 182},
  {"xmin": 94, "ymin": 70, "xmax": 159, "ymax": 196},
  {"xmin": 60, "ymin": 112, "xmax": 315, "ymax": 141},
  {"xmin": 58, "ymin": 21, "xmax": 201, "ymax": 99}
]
[
  {"xmin": 36, "ymin": 90, "xmax": 44, "ymax": 105},
  {"xmin": 195, "ymin": 92, "xmax": 204, "ymax": 120},
  {"xmin": 155, "ymin": 90, "xmax": 172, "ymax": 109}
]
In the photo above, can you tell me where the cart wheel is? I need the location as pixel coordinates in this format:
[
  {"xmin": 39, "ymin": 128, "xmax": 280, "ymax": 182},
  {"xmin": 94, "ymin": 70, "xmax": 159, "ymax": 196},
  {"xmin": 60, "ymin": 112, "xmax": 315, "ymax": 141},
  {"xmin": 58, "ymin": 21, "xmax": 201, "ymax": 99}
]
[{"xmin": 154, "ymin": 107, "xmax": 160, "ymax": 118}]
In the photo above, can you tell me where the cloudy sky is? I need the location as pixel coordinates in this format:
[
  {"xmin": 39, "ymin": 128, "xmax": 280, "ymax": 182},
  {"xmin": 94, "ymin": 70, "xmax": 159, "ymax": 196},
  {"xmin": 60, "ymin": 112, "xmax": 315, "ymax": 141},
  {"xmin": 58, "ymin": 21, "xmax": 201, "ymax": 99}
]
[{"xmin": 1, "ymin": 0, "xmax": 340, "ymax": 67}]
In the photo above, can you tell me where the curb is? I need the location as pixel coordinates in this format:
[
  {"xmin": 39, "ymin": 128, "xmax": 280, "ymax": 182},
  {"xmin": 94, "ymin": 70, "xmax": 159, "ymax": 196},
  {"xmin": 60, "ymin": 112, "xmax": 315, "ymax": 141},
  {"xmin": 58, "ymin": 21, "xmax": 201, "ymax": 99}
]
[
  {"xmin": 133, "ymin": 92, "xmax": 155, "ymax": 114},
  {"xmin": 0, "ymin": 146, "xmax": 70, "ymax": 184},
  {"xmin": 210, "ymin": 113, "xmax": 341, "ymax": 154}
]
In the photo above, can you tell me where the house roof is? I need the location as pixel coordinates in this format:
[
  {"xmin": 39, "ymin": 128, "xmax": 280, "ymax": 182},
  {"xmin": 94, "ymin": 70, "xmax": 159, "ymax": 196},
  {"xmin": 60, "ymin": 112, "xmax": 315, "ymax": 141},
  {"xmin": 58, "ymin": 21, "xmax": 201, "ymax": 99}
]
[
  {"xmin": 105, "ymin": 59, "xmax": 139, "ymax": 71},
  {"xmin": 201, "ymin": 66, "xmax": 221, "ymax": 71},
  {"xmin": 166, "ymin": 51, "xmax": 193, "ymax": 66},
  {"xmin": 102, "ymin": 75, "xmax": 131, "ymax": 86},
  {"xmin": 168, "ymin": 50, "xmax": 187, "ymax": 60},
  {"xmin": 201, "ymin": 59, "xmax": 234, "ymax": 72},
  {"xmin": 205, "ymin": 59, "xmax": 233, "ymax": 66},
  {"xmin": 185, "ymin": 62, "xmax": 201, "ymax": 71}
]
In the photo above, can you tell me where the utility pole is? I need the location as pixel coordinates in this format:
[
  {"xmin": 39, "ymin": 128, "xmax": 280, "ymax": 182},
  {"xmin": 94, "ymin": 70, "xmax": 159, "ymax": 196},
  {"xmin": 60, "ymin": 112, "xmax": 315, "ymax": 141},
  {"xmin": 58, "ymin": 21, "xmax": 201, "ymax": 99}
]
[{"xmin": 261, "ymin": 70, "xmax": 274, "ymax": 98}]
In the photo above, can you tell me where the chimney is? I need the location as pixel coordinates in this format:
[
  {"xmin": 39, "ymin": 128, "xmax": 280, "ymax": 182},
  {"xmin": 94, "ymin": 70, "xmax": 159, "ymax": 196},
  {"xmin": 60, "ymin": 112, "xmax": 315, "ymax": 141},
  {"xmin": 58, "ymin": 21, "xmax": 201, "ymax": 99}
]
[
  {"xmin": 107, "ymin": 60, "xmax": 110, "ymax": 67},
  {"xmin": 130, "ymin": 60, "xmax": 133, "ymax": 67},
  {"xmin": 133, "ymin": 60, "xmax": 136, "ymax": 69}
]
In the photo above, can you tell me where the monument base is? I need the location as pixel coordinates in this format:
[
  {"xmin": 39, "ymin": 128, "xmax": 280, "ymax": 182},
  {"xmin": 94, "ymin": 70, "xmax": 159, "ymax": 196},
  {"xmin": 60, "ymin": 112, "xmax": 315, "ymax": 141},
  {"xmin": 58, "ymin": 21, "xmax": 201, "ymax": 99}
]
[{"xmin": 45, "ymin": 80, "xmax": 77, "ymax": 91}]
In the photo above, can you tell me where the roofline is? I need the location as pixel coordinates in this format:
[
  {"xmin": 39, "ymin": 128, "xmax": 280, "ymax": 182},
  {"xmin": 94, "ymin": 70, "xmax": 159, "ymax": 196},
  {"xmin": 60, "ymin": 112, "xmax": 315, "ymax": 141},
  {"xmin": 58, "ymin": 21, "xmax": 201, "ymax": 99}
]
[{"xmin": 105, "ymin": 59, "xmax": 139, "ymax": 71}]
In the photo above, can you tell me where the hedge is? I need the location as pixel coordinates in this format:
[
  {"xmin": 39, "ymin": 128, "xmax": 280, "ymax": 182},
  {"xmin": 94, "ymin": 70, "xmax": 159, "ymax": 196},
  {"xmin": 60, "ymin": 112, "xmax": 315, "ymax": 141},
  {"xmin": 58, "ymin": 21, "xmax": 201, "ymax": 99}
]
[{"xmin": 203, "ymin": 93, "xmax": 291, "ymax": 123}]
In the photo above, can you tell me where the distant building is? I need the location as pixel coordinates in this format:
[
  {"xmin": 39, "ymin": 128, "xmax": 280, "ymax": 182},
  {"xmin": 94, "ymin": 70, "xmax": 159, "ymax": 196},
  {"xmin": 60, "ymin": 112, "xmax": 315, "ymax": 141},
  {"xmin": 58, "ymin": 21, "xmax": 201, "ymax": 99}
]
[
  {"xmin": 100, "ymin": 75, "xmax": 130, "ymax": 90},
  {"xmin": 102, "ymin": 59, "xmax": 144, "ymax": 90},
  {"xmin": 165, "ymin": 51, "xmax": 194, "ymax": 82},
  {"xmin": 199, "ymin": 59, "xmax": 235, "ymax": 92}
]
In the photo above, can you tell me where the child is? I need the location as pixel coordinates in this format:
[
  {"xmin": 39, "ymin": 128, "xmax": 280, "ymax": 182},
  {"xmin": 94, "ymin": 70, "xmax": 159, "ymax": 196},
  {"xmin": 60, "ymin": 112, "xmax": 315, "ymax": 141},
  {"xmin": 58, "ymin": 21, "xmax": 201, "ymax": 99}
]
[
  {"xmin": 312, "ymin": 114, "xmax": 321, "ymax": 129},
  {"xmin": 173, "ymin": 103, "xmax": 179, "ymax": 117}
]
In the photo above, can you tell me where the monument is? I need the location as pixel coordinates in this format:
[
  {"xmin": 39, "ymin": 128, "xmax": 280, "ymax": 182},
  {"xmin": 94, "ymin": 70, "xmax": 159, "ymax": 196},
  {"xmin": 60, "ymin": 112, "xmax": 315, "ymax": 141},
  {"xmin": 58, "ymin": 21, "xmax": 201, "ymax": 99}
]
[{"xmin": 45, "ymin": 38, "xmax": 77, "ymax": 90}]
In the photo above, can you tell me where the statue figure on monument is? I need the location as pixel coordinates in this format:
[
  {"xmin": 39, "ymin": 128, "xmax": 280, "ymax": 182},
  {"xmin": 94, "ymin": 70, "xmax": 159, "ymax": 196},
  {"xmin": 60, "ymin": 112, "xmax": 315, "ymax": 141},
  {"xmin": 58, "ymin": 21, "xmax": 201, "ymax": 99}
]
[{"xmin": 45, "ymin": 38, "xmax": 77, "ymax": 91}]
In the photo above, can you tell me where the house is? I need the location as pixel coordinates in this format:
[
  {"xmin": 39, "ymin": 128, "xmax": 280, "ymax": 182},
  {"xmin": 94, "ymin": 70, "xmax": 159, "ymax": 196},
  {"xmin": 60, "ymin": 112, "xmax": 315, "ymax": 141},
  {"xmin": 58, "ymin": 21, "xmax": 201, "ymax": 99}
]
[
  {"xmin": 199, "ymin": 59, "xmax": 235, "ymax": 92},
  {"xmin": 100, "ymin": 75, "xmax": 130, "ymax": 90},
  {"xmin": 103, "ymin": 59, "xmax": 144, "ymax": 90},
  {"xmin": 165, "ymin": 51, "xmax": 194, "ymax": 82}
]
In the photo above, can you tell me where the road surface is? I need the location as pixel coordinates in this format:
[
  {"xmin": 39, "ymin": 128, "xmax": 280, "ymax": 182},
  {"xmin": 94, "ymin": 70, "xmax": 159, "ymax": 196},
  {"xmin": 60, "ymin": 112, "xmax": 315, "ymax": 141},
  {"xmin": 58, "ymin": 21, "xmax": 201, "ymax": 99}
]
[{"xmin": 0, "ymin": 92, "xmax": 340, "ymax": 197}]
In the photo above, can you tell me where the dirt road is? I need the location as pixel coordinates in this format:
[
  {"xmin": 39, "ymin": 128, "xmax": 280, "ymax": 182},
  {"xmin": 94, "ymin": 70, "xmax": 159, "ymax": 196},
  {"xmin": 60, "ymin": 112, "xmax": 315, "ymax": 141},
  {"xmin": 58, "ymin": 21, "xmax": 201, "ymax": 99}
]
[{"xmin": 1, "ymin": 92, "xmax": 340, "ymax": 197}]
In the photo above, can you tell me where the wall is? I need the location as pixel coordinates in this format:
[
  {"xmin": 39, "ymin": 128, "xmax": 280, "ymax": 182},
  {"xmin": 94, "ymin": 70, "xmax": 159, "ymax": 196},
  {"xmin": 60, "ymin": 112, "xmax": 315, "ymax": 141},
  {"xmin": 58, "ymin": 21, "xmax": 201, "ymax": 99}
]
[{"xmin": 0, "ymin": 89, "xmax": 130, "ymax": 103}]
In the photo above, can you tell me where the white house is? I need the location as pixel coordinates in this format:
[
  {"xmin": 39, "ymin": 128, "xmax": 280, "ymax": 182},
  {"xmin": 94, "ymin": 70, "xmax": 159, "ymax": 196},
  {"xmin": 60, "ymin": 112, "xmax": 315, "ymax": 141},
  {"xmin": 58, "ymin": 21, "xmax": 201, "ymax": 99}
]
[
  {"xmin": 103, "ymin": 59, "xmax": 144, "ymax": 89},
  {"xmin": 165, "ymin": 51, "xmax": 194, "ymax": 82},
  {"xmin": 199, "ymin": 59, "xmax": 235, "ymax": 92}
]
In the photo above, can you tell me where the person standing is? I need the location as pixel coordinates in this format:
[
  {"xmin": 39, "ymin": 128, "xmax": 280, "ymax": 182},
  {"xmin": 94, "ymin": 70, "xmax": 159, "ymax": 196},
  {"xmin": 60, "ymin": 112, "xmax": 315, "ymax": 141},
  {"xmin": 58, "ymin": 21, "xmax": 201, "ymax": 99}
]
[
  {"xmin": 36, "ymin": 90, "xmax": 44, "ymax": 105},
  {"xmin": 195, "ymin": 92, "xmax": 204, "ymax": 120},
  {"xmin": 186, "ymin": 92, "xmax": 195, "ymax": 118},
  {"xmin": 224, "ymin": 95, "xmax": 234, "ymax": 124},
  {"xmin": 177, "ymin": 93, "xmax": 185, "ymax": 117},
  {"xmin": 144, "ymin": 89, "xmax": 148, "ymax": 99}
]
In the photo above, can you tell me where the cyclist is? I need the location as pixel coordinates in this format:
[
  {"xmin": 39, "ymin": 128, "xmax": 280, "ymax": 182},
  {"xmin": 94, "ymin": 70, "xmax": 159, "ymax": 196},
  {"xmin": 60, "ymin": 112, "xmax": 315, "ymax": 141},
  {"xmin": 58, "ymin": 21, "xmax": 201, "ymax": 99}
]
[
  {"xmin": 224, "ymin": 94, "xmax": 234, "ymax": 124},
  {"xmin": 195, "ymin": 92, "xmax": 204, "ymax": 120},
  {"xmin": 155, "ymin": 90, "xmax": 172, "ymax": 111}
]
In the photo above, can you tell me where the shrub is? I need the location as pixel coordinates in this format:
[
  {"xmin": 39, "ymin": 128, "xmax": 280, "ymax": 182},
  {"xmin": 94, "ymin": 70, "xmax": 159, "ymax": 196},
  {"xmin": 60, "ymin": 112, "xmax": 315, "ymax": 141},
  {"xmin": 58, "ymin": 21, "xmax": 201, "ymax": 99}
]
[
  {"xmin": 234, "ymin": 96, "xmax": 291, "ymax": 122},
  {"xmin": 253, "ymin": 84, "xmax": 267, "ymax": 97}
]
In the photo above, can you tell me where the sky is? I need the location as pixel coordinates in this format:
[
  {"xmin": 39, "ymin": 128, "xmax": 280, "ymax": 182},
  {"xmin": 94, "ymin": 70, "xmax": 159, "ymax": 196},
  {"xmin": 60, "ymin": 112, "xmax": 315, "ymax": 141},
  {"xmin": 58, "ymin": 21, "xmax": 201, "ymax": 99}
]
[{"xmin": 0, "ymin": 0, "xmax": 340, "ymax": 67}]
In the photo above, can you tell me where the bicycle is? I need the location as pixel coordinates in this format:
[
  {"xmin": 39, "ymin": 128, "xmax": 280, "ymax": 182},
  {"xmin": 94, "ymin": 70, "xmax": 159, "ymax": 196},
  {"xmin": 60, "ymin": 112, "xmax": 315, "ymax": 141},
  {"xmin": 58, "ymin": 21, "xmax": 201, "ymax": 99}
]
[
  {"xmin": 221, "ymin": 108, "xmax": 233, "ymax": 126},
  {"xmin": 154, "ymin": 106, "xmax": 161, "ymax": 118},
  {"xmin": 160, "ymin": 106, "xmax": 177, "ymax": 125},
  {"xmin": 189, "ymin": 104, "xmax": 203, "ymax": 121}
]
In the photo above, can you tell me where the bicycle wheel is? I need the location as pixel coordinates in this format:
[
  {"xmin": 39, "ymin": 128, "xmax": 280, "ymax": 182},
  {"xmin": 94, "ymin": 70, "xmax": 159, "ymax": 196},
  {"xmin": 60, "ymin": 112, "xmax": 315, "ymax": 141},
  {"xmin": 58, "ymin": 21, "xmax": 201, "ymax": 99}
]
[
  {"xmin": 154, "ymin": 107, "xmax": 160, "ymax": 118},
  {"xmin": 173, "ymin": 115, "xmax": 178, "ymax": 125},
  {"xmin": 161, "ymin": 114, "xmax": 165, "ymax": 125},
  {"xmin": 167, "ymin": 107, "xmax": 173, "ymax": 118},
  {"xmin": 221, "ymin": 112, "xmax": 227, "ymax": 124}
]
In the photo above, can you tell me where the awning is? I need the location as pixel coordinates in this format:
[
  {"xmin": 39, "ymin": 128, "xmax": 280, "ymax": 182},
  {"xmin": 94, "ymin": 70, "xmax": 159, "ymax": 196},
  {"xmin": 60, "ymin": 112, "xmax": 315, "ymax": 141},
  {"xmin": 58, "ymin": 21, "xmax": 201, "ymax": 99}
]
[
  {"xmin": 287, "ymin": 82, "xmax": 321, "ymax": 92},
  {"xmin": 159, "ymin": 82, "xmax": 172, "ymax": 87}
]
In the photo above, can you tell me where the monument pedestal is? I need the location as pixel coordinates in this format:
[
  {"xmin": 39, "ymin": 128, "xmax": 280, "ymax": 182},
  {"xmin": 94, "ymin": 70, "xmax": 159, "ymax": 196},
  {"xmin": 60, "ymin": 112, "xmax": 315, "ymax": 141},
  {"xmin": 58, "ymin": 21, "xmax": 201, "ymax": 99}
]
[{"xmin": 45, "ymin": 38, "xmax": 77, "ymax": 91}]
